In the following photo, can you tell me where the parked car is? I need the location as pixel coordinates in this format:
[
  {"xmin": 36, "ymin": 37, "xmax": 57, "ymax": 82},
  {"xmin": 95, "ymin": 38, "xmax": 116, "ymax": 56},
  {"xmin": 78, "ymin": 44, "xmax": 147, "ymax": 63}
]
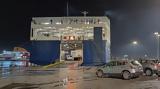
[
  {"xmin": 157, "ymin": 62, "xmax": 160, "ymax": 76},
  {"xmin": 96, "ymin": 60, "xmax": 143, "ymax": 80},
  {"xmin": 138, "ymin": 59, "xmax": 160, "ymax": 76}
]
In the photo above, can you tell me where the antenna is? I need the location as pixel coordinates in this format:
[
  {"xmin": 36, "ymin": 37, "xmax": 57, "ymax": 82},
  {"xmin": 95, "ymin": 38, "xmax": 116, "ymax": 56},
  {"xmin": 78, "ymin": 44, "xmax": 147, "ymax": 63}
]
[
  {"xmin": 67, "ymin": 2, "xmax": 69, "ymax": 16},
  {"xmin": 81, "ymin": 11, "xmax": 88, "ymax": 17}
]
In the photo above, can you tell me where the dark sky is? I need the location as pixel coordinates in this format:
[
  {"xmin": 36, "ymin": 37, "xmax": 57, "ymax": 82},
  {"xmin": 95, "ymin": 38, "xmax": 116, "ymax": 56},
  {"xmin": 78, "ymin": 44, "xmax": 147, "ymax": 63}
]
[{"xmin": 0, "ymin": 0, "xmax": 160, "ymax": 58}]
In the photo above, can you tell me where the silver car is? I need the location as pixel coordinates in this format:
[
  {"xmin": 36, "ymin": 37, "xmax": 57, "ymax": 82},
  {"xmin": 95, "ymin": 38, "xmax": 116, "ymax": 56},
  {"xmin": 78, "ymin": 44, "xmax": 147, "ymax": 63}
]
[{"xmin": 96, "ymin": 60, "xmax": 143, "ymax": 80}]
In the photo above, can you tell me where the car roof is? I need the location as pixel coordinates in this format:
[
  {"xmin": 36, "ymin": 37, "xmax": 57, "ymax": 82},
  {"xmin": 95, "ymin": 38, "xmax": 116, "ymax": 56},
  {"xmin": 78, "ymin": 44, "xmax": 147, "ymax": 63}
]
[
  {"xmin": 138, "ymin": 58, "xmax": 157, "ymax": 60},
  {"xmin": 110, "ymin": 60, "xmax": 130, "ymax": 62}
]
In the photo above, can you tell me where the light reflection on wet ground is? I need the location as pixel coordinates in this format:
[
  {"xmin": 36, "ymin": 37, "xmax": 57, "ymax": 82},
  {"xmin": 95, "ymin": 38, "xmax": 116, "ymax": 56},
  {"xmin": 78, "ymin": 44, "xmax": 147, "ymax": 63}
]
[
  {"xmin": 0, "ymin": 67, "xmax": 56, "ymax": 79},
  {"xmin": 0, "ymin": 83, "xmax": 39, "ymax": 89},
  {"xmin": 0, "ymin": 63, "xmax": 160, "ymax": 89},
  {"xmin": 0, "ymin": 75, "xmax": 98, "ymax": 89},
  {"xmin": 0, "ymin": 65, "xmax": 98, "ymax": 89}
]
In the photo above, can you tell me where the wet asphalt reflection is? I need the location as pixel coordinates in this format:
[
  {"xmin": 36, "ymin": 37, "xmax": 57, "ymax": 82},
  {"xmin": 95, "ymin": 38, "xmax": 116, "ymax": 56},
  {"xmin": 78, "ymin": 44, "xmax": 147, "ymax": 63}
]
[
  {"xmin": 0, "ymin": 67, "xmax": 57, "ymax": 78},
  {"xmin": 0, "ymin": 64, "xmax": 160, "ymax": 89},
  {"xmin": 0, "ymin": 75, "xmax": 98, "ymax": 89}
]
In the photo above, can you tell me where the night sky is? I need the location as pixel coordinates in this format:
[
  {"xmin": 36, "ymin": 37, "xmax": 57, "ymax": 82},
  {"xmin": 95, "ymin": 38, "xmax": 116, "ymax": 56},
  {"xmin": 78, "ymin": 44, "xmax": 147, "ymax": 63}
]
[{"xmin": 0, "ymin": 0, "xmax": 160, "ymax": 58}]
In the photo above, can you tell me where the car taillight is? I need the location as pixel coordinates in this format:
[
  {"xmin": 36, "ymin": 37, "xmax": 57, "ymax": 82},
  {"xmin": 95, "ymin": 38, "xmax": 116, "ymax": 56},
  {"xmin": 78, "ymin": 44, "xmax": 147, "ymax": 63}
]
[
  {"xmin": 158, "ymin": 63, "xmax": 160, "ymax": 66},
  {"xmin": 158, "ymin": 64, "xmax": 160, "ymax": 69},
  {"xmin": 154, "ymin": 64, "xmax": 158, "ymax": 69}
]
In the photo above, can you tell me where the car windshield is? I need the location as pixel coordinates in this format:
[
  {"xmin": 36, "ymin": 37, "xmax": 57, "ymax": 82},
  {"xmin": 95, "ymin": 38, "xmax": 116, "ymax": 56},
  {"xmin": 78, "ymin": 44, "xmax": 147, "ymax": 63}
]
[
  {"xmin": 152, "ymin": 60, "xmax": 158, "ymax": 63},
  {"xmin": 145, "ymin": 60, "xmax": 158, "ymax": 64},
  {"xmin": 131, "ymin": 60, "xmax": 141, "ymax": 66}
]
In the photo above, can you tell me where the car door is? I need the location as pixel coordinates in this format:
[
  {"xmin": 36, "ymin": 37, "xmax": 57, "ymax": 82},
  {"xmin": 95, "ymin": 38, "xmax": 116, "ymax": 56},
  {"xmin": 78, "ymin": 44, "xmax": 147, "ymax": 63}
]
[
  {"xmin": 115, "ymin": 61, "xmax": 123, "ymax": 74},
  {"xmin": 111, "ymin": 61, "xmax": 123, "ymax": 75},
  {"xmin": 103, "ymin": 62, "xmax": 113, "ymax": 74}
]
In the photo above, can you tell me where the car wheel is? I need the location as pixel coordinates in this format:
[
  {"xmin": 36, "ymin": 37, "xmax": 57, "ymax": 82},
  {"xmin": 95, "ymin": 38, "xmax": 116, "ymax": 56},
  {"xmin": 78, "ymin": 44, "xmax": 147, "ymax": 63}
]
[
  {"xmin": 96, "ymin": 70, "xmax": 103, "ymax": 78},
  {"xmin": 145, "ymin": 69, "xmax": 152, "ymax": 76},
  {"xmin": 136, "ymin": 75, "xmax": 140, "ymax": 78},
  {"xmin": 122, "ymin": 71, "xmax": 131, "ymax": 80}
]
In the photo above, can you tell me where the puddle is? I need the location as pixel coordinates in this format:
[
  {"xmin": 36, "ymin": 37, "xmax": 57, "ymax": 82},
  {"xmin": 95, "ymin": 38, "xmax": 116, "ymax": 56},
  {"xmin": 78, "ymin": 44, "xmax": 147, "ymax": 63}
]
[
  {"xmin": 0, "ymin": 83, "xmax": 38, "ymax": 89},
  {"xmin": 13, "ymin": 86, "xmax": 39, "ymax": 89},
  {"xmin": 0, "ymin": 80, "xmax": 61, "ymax": 89},
  {"xmin": 0, "ymin": 67, "xmax": 28, "ymax": 78},
  {"xmin": 83, "ymin": 76, "xmax": 98, "ymax": 82},
  {"xmin": 52, "ymin": 77, "xmax": 79, "ymax": 88},
  {"xmin": 0, "ymin": 76, "xmax": 97, "ymax": 89},
  {"xmin": 143, "ymin": 87, "xmax": 154, "ymax": 89},
  {"xmin": 26, "ymin": 70, "xmax": 55, "ymax": 76},
  {"xmin": 0, "ymin": 67, "xmax": 57, "ymax": 79}
]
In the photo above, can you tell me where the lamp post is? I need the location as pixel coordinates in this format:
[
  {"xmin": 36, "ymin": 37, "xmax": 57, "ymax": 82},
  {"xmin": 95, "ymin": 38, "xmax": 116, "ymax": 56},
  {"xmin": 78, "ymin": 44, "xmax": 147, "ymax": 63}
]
[
  {"xmin": 132, "ymin": 41, "xmax": 138, "ymax": 45},
  {"xmin": 131, "ymin": 41, "xmax": 138, "ymax": 59},
  {"xmin": 154, "ymin": 32, "xmax": 160, "ymax": 60}
]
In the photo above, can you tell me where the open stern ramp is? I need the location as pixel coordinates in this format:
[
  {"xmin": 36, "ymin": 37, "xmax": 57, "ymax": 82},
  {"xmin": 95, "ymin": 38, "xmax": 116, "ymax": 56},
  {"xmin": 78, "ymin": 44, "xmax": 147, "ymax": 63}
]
[{"xmin": 30, "ymin": 17, "xmax": 110, "ymax": 65}]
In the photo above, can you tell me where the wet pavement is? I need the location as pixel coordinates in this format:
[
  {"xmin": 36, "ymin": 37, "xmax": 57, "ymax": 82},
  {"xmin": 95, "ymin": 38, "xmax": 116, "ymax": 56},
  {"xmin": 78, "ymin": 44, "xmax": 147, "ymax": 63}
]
[{"xmin": 0, "ymin": 63, "xmax": 160, "ymax": 89}]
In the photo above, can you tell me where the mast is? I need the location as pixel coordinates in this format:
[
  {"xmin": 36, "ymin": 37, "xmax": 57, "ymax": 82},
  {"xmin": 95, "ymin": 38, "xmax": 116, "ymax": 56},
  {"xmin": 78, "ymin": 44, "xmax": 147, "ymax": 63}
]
[{"xmin": 67, "ymin": 1, "xmax": 69, "ymax": 16}]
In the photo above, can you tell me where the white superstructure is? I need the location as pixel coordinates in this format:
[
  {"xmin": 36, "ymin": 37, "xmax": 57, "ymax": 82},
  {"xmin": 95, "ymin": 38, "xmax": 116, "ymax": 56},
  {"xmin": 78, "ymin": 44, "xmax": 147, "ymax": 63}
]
[{"xmin": 31, "ymin": 16, "xmax": 110, "ymax": 43}]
